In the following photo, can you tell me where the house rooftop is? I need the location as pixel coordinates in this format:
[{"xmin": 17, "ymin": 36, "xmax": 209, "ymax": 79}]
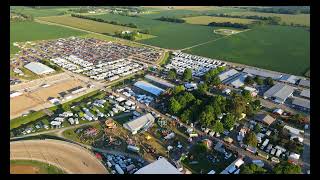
[
  {"xmin": 135, "ymin": 157, "xmax": 181, "ymax": 174},
  {"xmin": 292, "ymin": 97, "xmax": 310, "ymax": 109},
  {"xmin": 255, "ymin": 113, "xmax": 276, "ymax": 125},
  {"xmin": 264, "ymin": 83, "xmax": 295, "ymax": 102}
]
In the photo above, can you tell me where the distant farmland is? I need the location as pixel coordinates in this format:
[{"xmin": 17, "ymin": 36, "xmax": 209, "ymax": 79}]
[
  {"xmin": 10, "ymin": 21, "xmax": 86, "ymax": 54},
  {"xmin": 184, "ymin": 25, "xmax": 310, "ymax": 76},
  {"xmin": 228, "ymin": 11, "xmax": 310, "ymax": 26},
  {"xmin": 89, "ymin": 13, "xmax": 224, "ymax": 49},
  {"xmin": 10, "ymin": 6, "xmax": 75, "ymax": 17},
  {"xmin": 37, "ymin": 16, "xmax": 137, "ymax": 35},
  {"xmin": 182, "ymin": 16, "xmax": 257, "ymax": 25}
]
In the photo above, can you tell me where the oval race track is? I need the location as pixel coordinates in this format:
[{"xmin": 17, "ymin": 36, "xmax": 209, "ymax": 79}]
[{"xmin": 10, "ymin": 139, "xmax": 108, "ymax": 174}]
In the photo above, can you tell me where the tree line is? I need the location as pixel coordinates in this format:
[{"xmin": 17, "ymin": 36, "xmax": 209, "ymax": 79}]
[
  {"xmin": 208, "ymin": 22, "xmax": 250, "ymax": 29},
  {"xmin": 155, "ymin": 16, "xmax": 186, "ymax": 23},
  {"xmin": 208, "ymin": 13, "xmax": 281, "ymax": 25},
  {"xmin": 10, "ymin": 12, "xmax": 34, "ymax": 22},
  {"xmin": 71, "ymin": 14, "xmax": 138, "ymax": 28}
]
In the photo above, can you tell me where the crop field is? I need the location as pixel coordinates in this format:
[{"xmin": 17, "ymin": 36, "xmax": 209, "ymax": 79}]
[
  {"xmin": 228, "ymin": 11, "xmax": 310, "ymax": 26},
  {"xmin": 10, "ymin": 21, "xmax": 86, "ymax": 54},
  {"xmin": 10, "ymin": 6, "xmax": 77, "ymax": 17},
  {"xmin": 38, "ymin": 16, "xmax": 137, "ymax": 36},
  {"xmin": 182, "ymin": 16, "xmax": 257, "ymax": 25},
  {"xmin": 10, "ymin": 160, "xmax": 64, "ymax": 174},
  {"xmin": 184, "ymin": 25, "xmax": 310, "ymax": 76},
  {"xmin": 89, "ymin": 13, "xmax": 224, "ymax": 49}
]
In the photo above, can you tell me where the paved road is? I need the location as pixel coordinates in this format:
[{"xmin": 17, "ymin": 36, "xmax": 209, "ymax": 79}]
[
  {"xmin": 301, "ymin": 128, "xmax": 310, "ymax": 173},
  {"xmin": 10, "ymin": 139, "xmax": 108, "ymax": 174}
]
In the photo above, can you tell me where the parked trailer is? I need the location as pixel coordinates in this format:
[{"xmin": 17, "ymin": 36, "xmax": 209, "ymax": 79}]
[
  {"xmin": 271, "ymin": 157, "xmax": 280, "ymax": 163},
  {"xmin": 115, "ymin": 164, "xmax": 124, "ymax": 174},
  {"xmin": 127, "ymin": 145, "xmax": 140, "ymax": 153},
  {"xmin": 257, "ymin": 151, "xmax": 269, "ymax": 160}
]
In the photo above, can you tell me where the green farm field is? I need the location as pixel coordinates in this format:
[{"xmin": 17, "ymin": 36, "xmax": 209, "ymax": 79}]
[
  {"xmin": 10, "ymin": 21, "xmax": 86, "ymax": 54},
  {"xmin": 182, "ymin": 16, "xmax": 257, "ymax": 25},
  {"xmin": 89, "ymin": 13, "xmax": 224, "ymax": 49},
  {"xmin": 10, "ymin": 6, "xmax": 77, "ymax": 17},
  {"xmin": 37, "ymin": 16, "xmax": 137, "ymax": 36},
  {"xmin": 228, "ymin": 11, "xmax": 310, "ymax": 26},
  {"xmin": 184, "ymin": 25, "xmax": 310, "ymax": 76}
]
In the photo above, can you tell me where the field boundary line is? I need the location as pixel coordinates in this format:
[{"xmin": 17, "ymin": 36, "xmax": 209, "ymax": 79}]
[{"xmin": 179, "ymin": 28, "xmax": 252, "ymax": 51}]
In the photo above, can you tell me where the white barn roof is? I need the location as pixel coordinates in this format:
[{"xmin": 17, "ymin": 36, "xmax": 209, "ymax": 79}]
[
  {"xmin": 218, "ymin": 69, "xmax": 239, "ymax": 82},
  {"xmin": 123, "ymin": 113, "xmax": 155, "ymax": 134},
  {"xmin": 243, "ymin": 68, "xmax": 282, "ymax": 80},
  {"xmin": 145, "ymin": 74, "xmax": 175, "ymax": 88},
  {"xmin": 134, "ymin": 81, "xmax": 165, "ymax": 96},
  {"xmin": 135, "ymin": 157, "xmax": 181, "ymax": 174},
  {"xmin": 264, "ymin": 83, "xmax": 295, "ymax": 102},
  {"xmin": 24, "ymin": 62, "xmax": 55, "ymax": 75}
]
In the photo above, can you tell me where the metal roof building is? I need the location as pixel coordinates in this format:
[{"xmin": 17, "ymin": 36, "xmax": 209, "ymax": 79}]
[
  {"xmin": 134, "ymin": 81, "xmax": 165, "ymax": 96},
  {"xmin": 255, "ymin": 113, "xmax": 276, "ymax": 125},
  {"xmin": 292, "ymin": 97, "xmax": 310, "ymax": 110},
  {"xmin": 218, "ymin": 69, "xmax": 239, "ymax": 82},
  {"xmin": 224, "ymin": 72, "xmax": 251, "ymax": 88},
  {"xmin": 123, "ymin": 113, "xmax": 155, "ymax": 134},
  {"xmin": 145, "ymin": 74, "xmax": 175, "ymax": 88},
  {"xmin": 300, "ymin": 89, "xmax": 310, "ymax": 99},
  {"xmin": 135, "ymin": 157, "xmax": 181, "ymax": 174},
  {"xmin": 298, "ymin": 79, "xmax": 310, "ymax": 88},
  {"xmin": 279, "ymin": 75, "xmax": 299, "ymax": 84},
  {"xmin": 263, "ymin": 83, "xmax": 295, "ymax": 104},
  {"xmin": 243, "ymin": 68, "xmax": 282, "ymax": 80},
  {"xmin": 24, "ymin": 62, "xmax": 55, "ymax": 75}
]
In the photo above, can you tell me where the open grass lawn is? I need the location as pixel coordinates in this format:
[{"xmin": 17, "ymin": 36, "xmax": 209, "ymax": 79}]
[
  {"xmin": 228, "ymin": 11, "xmax": 310, "ymax": 26},
  {"xmin": 10, "ymin": 111, "xmax": 46, "ymax": 130},
  {"xmin": 10, "ymin": 21, "xmax": 86, "ymax": 54},
  {"xmin": 89, "ymin": 13, "xmax": 224, "ymax": 49},
  {"xmin": 182, "ymin": 16, "xmax": 257, "ymax": 25},
  {"xmin": 38, "ymin": 16, "xmax": 137, "ymax": 36},
  {"xmin": 184, "ymin": 25, "xmax": 310, "ymax": 76},
  {"xmin": 10, "ymin": 160, "xmax": 65, "ymax": 174}
]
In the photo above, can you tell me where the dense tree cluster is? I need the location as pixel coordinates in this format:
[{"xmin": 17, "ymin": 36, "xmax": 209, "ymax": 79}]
[
  {"xmin": 273, "ymin": 161, "xmax": 302, "ymax": 174},
  {"xmin": 182, "ymin": 68, "xmax": 193, "ymax": 82},
  {"xmin": 208, "ymin": 22, "xmax": 249, "ymax": 29},
  {"xmin": 155, "ymin": 16, "xmax": 186, "ymax": 23},
  {"xmin": 240, "ymin": 163, "xmax": 267, "ymax": 174},
  {"xmin": 209, "ymin": 13, "xmax": 281, "ymax": 25},
  {"xmin": 244, "ymin": 131, "xmax": 258, "ymax": 147},
  {"xmin": 71, "ymin": 14, "xmax": 138, "ymax": 28},
  {"xmin": 249, "ymin": 6, "xmax": 310, "ymax": 15},
  {"xmin": 203, "ymin": 67, "xmax": 225, "ymax": 86},
  {"xmin": 10, "ymin": 12, "xmax": 34, "ymax": 22},
  {"xmin": 114, "ymin": 30, "xmax": 139, "ymax": 40}
]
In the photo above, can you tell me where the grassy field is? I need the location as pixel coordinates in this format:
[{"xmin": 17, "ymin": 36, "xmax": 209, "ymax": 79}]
[
  {"xmin": 184, "ymin": 25, "xmax": 310, "ymax": 76},
  {"xmin": 10, "ymin": 21, "xmax": 86, "ymax": 54},
  {"xmin": 89, "ymin": 13, "xmax": 224, "ymax": 49},
  {"xmin": 10, "ymin": 160, "xmax": 65, "ymax": 174},
  {"xmin": 182, "ymin": 16, "xmax": 257, "ymax": 25},
  {"xmin": 228, "ymin": 11, "xmax": 310, "ymax": 26},
  {"xmin": 10, "ymin": 111, "xmax": 46, "ymax": 130},
  {"xmin": 38, "ymin": 16, "xmax": 138, "ymax": 36}
]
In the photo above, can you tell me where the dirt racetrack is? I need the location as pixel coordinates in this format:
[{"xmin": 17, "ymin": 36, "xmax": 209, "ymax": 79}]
[{"xmin": 10, "ymin": 139, "xmax": 108, "ymax": 174}]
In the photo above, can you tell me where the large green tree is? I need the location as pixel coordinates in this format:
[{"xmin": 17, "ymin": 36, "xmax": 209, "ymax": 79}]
[
  {"xmin": 173, "ymin": 85, "xmax": 185, "ymax": 95},
  {"xmin": 180, "ymin": 109, "xmax": 192, "ymax": 124},
  {"xmin": 264, "ymin": 77, "xmax": 274, "ymax": 86},
  {"xmin": 244, "ymin": 76, "xmax": 255, "ymax": 85},
  {"xmin": 244, "ymin": 132, "xmax": 258, "ymax": 147},
  {"xmin": 197, "ymin": 83, "xmax": 208, "ymax": 94},
  {"xmin": 223, "ymin": 114, "xmax": 236, "ymax": 130},
  {"xmin": 182, "ymin": 68, "xmax": 192, "ymax": 82},
  {"xmin": 199, "ymin": 105, "xmax": 215, "ymax": 127},
  {"xmin": 273, "ymin": 161, "xmax": 302, "ymax": 174},
  {"xmin": 240, "ymin": 164, "xmax": 267, "ymax": 174},
  {"xmin": 168, "ymin": 69, "xmax": 177, "ymax": 80},
  {"xmin": 212, "ymin": 121, "xmax": 224, "ymax": 134},
  {"xmin": 169, "ymin": 97, "xmax": 181, "ymax": 114}
]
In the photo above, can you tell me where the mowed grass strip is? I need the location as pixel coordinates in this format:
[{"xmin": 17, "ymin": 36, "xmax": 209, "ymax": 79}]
[
  {"xmin": 10, "ymin": 160, "xmax": 65, "ymax": 174},
  {"xmin": 10, "ymin": 21, "xmax": 86, "ymax": 54},
  {"xmin": 10, "ymin": 111, "xmax": 46, "ymax": 130},
  {"xmin": 228, "ymin": 11, "xmax": 310, "ymax": 26},
  {"xmin": 184, "ymin": 25, "xmax": 310, "ymax": 76},
  {"xmin": 37, "ymin": 16, "xmax": 137, "ymax": 35},
  {"xmin": 182, "ymin": 16, "xmax": 256, "ymax": 25}
]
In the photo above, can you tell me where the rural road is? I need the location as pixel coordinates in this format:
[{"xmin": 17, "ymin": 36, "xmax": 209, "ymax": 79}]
[{"xmin": 10, "ymin": 139, "xmax": 108, "ymax": 174}]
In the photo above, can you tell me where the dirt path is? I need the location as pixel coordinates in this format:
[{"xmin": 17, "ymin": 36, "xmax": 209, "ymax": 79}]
[{"xmin": 10, "ymin": 139, "xmax": 108, "ymax": 174}]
